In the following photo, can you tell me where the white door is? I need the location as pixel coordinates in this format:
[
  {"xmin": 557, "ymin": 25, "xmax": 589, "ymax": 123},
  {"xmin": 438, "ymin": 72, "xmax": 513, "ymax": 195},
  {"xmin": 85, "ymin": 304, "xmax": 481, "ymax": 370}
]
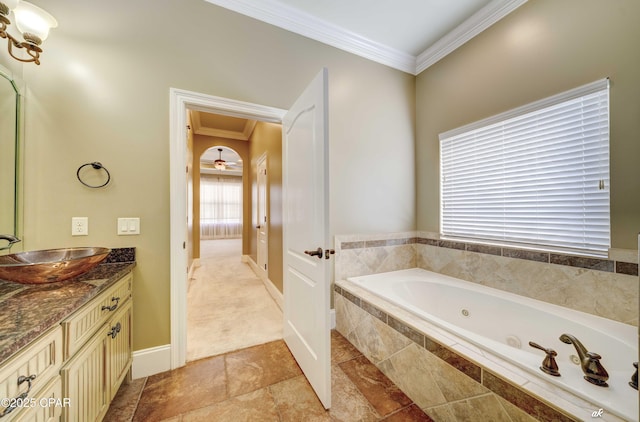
[
  {"xmin": 257, "ymin": 154, "xmax": 268, "ymax": 274},
  {"xmin": 282, "ymin": 68, "xmax": 331, "ymax": 409}
]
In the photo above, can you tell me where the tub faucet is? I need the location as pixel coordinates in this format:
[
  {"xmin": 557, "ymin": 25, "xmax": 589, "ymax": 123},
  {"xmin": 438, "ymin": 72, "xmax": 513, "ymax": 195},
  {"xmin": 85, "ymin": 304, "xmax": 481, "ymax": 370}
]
[
  {"xmin": 0, "ymin": 235, "xmax": 20, "ymax": 251},
  {"xmin": 559, "ymin": 333, "xmax": 609, "ymax": 387}
]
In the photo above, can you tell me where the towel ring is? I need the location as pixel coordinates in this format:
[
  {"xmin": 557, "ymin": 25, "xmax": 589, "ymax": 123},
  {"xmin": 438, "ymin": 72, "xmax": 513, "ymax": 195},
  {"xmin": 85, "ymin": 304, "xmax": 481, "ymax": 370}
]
[{"xmin": 77, "ymin": 162, "xmax": 111, "ymax": 188}]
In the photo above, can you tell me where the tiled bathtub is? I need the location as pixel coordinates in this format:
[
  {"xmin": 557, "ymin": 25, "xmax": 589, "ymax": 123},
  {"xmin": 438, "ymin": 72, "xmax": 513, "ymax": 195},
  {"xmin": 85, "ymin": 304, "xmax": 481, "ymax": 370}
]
[
  {"xmin": 335, "ymin": 279, "xmax": 634, "ymax": 421},
  {"xmin": 333, "ymin": 231, "xmax": 638, "ymax": 421}
]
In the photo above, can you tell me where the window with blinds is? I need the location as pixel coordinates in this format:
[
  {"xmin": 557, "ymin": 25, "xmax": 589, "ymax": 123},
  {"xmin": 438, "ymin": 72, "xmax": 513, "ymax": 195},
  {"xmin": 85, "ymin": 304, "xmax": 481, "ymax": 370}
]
[{"xmin": 439, "ymin": 79, "xmax": 610, "ymax": 256}]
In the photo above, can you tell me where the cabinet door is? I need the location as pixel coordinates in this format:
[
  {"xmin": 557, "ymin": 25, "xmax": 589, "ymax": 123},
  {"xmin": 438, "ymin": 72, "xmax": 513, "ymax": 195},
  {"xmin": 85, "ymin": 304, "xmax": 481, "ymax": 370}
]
[
  {"xmin": 105, "ymin": 300, "xmax": 132, "ymax": 401},
  {"xmin": 63, "ymin": 273, "xmax": 132, "ymax": 360},
  {"xmin": 60, "ymin": 324, "xmax": 108, "ymax": 422},
  {"xmin": 12, "ymin": 376, "xmax": 63, "ymax": 422},
  {"xmin": 0, "ymin": 327, "xmax": 62, "ymax": 420}
]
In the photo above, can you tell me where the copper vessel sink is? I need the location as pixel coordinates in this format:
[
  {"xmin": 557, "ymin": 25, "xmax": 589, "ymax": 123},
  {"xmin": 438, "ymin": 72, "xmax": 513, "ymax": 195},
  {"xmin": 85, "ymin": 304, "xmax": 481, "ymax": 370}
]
[{"xmin": 0, "ymin": 247, "xmax": 111, "ymax": 284}]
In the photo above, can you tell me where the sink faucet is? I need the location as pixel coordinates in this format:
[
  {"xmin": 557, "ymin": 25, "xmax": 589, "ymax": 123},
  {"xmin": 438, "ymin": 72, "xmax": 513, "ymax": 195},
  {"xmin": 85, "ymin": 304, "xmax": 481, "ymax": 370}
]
[
  {"xmin": 559, "ymin": 333, "xmax": 609, "ymax": 387},
  {"xmin": 0, "ymin": 235, "xmax": 21, "ymax": 251}
]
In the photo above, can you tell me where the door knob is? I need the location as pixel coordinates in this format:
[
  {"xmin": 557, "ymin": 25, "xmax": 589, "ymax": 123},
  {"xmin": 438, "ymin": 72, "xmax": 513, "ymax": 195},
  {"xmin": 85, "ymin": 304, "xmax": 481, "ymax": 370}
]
[{"xmin": 304, "ymin": 247, "xmax": 323, "ymax": 259}]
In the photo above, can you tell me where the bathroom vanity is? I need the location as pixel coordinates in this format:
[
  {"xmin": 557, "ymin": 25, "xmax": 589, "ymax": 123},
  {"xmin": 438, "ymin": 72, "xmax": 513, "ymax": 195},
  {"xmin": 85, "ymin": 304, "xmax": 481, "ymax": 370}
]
[{"xmin": 0, "ymin": 261, "xmax": 134, "ymax": 421}]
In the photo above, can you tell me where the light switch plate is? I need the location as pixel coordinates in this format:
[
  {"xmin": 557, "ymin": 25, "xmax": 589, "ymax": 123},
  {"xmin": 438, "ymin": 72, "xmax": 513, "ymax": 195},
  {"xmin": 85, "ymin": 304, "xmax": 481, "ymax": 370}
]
[
  {"xmin": 72, "ymin": 217, "xmax": 88, "ymax": 236},
  {"xmin": 117, "ymin": 218, "xmax": 140, "ymax": 235}
]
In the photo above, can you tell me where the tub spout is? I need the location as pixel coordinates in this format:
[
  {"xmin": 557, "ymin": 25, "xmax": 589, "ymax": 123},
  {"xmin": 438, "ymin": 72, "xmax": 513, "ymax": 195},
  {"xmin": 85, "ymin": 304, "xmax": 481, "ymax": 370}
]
[
  {"xmin": 0, "ymin": 235, "xmax": 21, "ymax": 251},
  {"xmin": 559, "ymin": 333, "xmax": 609, "ymax": 387}
]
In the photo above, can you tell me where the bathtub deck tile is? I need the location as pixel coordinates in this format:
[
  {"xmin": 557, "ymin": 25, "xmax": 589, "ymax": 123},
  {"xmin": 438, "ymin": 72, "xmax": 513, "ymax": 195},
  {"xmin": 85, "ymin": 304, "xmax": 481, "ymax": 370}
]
[
  {"xmin": 388, "ymin": 315, "xmax": 425, "ymax": 347},
  {"xmin": 381, "ymin": 404, "xmax": 435, "ymax": 421},
  {"xmin": 362, "ymin": 300, "xmax": 388, "ymax": 324},
  {"xmin": 426, "ymin": 394, "xmax": 516, "ymax": 422},
  {"xmin": 424, "ymin": 337, "xmax": 482, "ymax": 383},
  {"xmin": 615, "ymin": 261, "xmax": 638, "ymax": 276},
  {"xmin": 550, "ymin": 254, "xmax": 614, "ymax": 272},
  {"xmin": 483, "ymin": 371, "xmax": 579, "ymax": 422},
  {"xmin": 377, "ymin": 343, "xmax": 449, "ymax": 409},
  {"xmin": 342, "ymin": 288, "xmax": 362, "ymax": 307}
]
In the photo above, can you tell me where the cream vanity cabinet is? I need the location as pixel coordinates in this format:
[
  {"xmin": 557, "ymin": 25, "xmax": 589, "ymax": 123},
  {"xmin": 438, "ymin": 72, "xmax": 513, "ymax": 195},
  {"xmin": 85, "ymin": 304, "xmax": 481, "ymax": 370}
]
[
  {"xmin": 0, "ymin": 270, "xmax": 133, "ymax": 422},
  {"xmin": 0, "ymin": 326, "xmax": 64, "ymax": 422},
  {"xmin": 60, "ymin": 272, "xmax": 133, "ymax": 422}
]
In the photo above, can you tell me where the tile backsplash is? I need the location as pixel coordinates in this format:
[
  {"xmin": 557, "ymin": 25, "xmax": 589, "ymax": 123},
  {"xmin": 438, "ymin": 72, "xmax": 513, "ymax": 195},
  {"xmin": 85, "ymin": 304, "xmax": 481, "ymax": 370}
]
[{"xmin": 334, "ymin": 232, "xmax": 638, "ymax": 326}]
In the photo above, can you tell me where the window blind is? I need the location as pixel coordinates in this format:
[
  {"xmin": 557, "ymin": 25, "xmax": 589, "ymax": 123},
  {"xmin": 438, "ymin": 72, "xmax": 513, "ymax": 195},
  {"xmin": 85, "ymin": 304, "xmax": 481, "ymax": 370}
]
[{"xmin": 440, "ymin": 79, "xmax": 610, "ymax": 256}]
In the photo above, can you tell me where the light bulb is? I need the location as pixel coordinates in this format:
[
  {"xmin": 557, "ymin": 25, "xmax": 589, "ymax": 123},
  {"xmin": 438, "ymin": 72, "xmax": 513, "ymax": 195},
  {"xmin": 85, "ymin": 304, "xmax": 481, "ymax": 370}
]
[{"xmin": 14, "ymin": 1, "xmax": 57, "ymax": 43}]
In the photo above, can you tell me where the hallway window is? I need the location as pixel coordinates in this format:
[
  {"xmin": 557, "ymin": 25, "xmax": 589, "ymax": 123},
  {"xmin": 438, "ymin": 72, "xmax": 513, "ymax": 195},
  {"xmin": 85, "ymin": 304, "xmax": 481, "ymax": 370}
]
[
  {"xmin": 200, "ymin": 175, "xmax": 242, "ymax": 239},
  {"xmin": 440, "ymin": 79, "xmax": 610, "ymax": 256}
]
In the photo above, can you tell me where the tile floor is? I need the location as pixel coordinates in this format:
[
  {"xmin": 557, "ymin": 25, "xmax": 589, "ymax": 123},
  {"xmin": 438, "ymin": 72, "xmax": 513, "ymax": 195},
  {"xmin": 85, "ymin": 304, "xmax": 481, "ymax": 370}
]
[{"xmin": 104, "ymin": 331, "xmax": 434, "ymax": 421}]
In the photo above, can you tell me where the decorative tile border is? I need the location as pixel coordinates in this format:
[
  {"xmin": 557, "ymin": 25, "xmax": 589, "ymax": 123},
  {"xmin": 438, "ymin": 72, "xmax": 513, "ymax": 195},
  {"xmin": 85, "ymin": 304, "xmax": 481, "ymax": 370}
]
[
  {"xmin": 334, "ymin": 284, "xmax": 579, "ymax": 422},
  {"xmin": 340, "ymin": 237, "xmax": 639, "ymax": 276}
]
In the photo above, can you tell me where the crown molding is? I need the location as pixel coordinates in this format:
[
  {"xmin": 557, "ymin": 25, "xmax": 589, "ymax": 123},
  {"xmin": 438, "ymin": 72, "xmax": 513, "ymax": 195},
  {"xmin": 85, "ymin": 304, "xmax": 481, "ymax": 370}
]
[
  {"xmin": 416, "ymin": 0, "xmax": 528, "ymax": 73},
  {"xmin": 203, "ymin": 0, "xmax": 416, "ymax": 74},
  {"xmin": 204, "ymin": 0, "xmax": 526, "ymax": 75}
]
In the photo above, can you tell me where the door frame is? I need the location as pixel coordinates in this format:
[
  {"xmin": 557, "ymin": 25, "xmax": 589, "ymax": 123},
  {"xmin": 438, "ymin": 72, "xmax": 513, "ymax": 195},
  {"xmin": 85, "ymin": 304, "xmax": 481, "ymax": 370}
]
[
  {"xmin": 256, "ymin": 152, "xmax": 268, "ymax": 278},
  {"xmin": 169, "ymin": 88, "xmax": 286, "ymax": 369}
]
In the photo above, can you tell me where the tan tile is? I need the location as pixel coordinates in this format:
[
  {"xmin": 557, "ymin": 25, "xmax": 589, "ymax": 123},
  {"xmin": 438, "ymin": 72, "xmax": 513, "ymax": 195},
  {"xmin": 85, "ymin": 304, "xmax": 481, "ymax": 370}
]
[
  {"xmin": 483, "ymin": 372, "xmax": 577, "ymax": 422},
  {"xmin": 225, "ymin": 340, "xmax": 302, "ymax": 397},
  {"xmin": 426, "ymin": 394, "xmax": 513, "ymax": 422},
  {"xmin": 181, "ymin": 388, "xmax": 279, "ymax": 422},
  {"xmin": 423, "ymin": 404, "xmax": 457, "ymax": 422},
  {"xmin": 133, "ymin": 355, "xmax": 226, "ymax": 422},
  {"xmin": 377, "ymin": 344, "xmax": 447, "ymax": 408},
  {"xmin": 339, "ymin": 355, "xmax": 412, "ymax": 417},
  {"xmin": 329, "ymin": 365, "xmax": 379, "ymax": 422},
  {"xmin": 424, "ymin": 348, "xmax": 488, "ymax": 402},
  {"xmin": 382, "ymin": 404, "xmax": 435, "ymax": 422},
  {"xmin": 104, "ymin": 377, "xmax": 146, "ymax": 422},
  {"xmin": 269, "ymin": 375, "xmax": 331, "ymax": 421},
  {"xmin": 331, "ymin": 329, "xmax": 361, "ymax": 364},
  {"xmin": 350, "ymin": 308, "xmax": 411, "ymax": 364},
  {"xmin": 495, "ymin": 395, "xmax": 541, "ymax": 422}
]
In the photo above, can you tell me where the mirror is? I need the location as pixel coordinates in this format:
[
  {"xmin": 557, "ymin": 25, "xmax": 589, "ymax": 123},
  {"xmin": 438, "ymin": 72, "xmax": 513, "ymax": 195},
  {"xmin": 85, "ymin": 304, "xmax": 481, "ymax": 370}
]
[{"xmin": 0, "ymin": 66, "xmax": 20, "ymax": 246}]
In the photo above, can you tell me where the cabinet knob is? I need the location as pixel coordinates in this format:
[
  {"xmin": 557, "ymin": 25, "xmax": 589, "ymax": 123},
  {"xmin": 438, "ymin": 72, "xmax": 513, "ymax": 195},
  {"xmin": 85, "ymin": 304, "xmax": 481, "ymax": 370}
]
[{"xmin": 108, "ymin": 322, "xmax": 122, "ymax": 339}]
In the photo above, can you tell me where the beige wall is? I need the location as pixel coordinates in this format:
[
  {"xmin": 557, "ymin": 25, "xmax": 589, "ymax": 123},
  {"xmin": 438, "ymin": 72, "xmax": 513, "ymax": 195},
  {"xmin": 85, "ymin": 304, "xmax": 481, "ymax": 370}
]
[
  {"xmin": 416, "ymin": 0, "xmax": 640, "ymax": 250},
  {"xmin": 249, "ymin": 122, "xmax": 284, "ymax": 292},
  {"xmin": 1, "ymin": 0, "xmax": 416, "ymax": 351}
]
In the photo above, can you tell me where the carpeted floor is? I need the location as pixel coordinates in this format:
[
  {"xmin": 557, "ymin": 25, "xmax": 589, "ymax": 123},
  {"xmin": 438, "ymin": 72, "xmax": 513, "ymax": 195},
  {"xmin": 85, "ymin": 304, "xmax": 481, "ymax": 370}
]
[{"xmin": 186, "ymin": 238, "xmax": 283, "ymax": 361}]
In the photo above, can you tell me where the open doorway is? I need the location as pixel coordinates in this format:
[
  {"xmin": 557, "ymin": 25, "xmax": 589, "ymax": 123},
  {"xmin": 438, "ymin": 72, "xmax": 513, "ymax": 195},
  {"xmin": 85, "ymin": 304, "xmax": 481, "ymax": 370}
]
[
  {"xmin": 169, "ymin": 88, "xmax": 287, "ymax": 369},
  {"xmin": 185, "ymin": 113, "xmax": 284, "ymax": 361}
]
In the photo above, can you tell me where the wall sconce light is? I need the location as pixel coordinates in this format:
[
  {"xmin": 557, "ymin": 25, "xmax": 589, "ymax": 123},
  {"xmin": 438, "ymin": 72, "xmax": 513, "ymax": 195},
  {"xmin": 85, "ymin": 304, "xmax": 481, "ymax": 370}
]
[{"xmin": 0, "ymin": 0, "xmax": 57, "ymax": 65}]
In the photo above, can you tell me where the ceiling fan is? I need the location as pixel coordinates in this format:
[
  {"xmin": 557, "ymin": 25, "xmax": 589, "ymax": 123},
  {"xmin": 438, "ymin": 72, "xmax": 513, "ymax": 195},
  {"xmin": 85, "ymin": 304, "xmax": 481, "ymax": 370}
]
[{"xmin": 211, "ymin": 148, "xmax": 241, "ymax": 171}]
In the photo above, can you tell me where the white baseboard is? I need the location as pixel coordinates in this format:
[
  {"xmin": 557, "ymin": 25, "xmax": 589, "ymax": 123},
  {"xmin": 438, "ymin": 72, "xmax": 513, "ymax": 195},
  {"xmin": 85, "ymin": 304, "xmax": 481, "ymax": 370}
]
[
  {"xmin": 262, "ymin": 277, "xmax": 283, "ymax": 311},
  {"xmin": 244, "ymin": 255, "xmax": 283, "ymax": 311},
  {"xmin": 188, "ymin": 258, "xmax": 200, "ymax": 283},
  {"xmin": 132, "ymin": 344, "xmax": 172, "ymax": 379}
]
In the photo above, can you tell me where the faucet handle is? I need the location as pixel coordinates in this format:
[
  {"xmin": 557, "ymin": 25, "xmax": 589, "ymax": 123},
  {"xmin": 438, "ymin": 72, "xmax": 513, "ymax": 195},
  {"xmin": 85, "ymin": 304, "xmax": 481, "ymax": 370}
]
[
  {"xmin": 630, "ymin": 362, "xmax": 638, "ymax": 390},
  {"xmin": 586, "ymin": 351, "xmax": 602, "ymax": 360},
  {"xmin": 529, "ymin": 341, "xmax": 561, "ymax": 377}
]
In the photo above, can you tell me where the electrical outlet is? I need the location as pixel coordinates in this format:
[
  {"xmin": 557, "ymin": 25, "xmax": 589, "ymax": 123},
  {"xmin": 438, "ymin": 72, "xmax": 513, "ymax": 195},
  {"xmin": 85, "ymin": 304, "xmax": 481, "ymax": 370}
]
[{"xmin": 72, "ymin": 217, "xmax": 88, "ymax": 236}]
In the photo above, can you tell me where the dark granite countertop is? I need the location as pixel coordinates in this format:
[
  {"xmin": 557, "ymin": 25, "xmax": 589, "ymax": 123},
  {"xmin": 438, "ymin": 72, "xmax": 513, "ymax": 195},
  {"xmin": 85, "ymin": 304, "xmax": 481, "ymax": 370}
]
[{"xmin": 0, "ymin": 258, "xmax": 135, "ymax": 366}]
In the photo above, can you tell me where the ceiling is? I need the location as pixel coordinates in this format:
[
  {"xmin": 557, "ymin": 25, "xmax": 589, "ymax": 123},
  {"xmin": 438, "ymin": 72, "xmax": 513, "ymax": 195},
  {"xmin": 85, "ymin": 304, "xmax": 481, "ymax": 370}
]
[
  {"xmin": 203, "ymin": 0, "xmax": 527, "ymax": 74},
  {"xmin": 192, "ymin": 111, "xmax": 249, "ymax": 175},
  {"xmin": 195, "ymin": 0, "xmax": 529, "ymax": 170}
]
